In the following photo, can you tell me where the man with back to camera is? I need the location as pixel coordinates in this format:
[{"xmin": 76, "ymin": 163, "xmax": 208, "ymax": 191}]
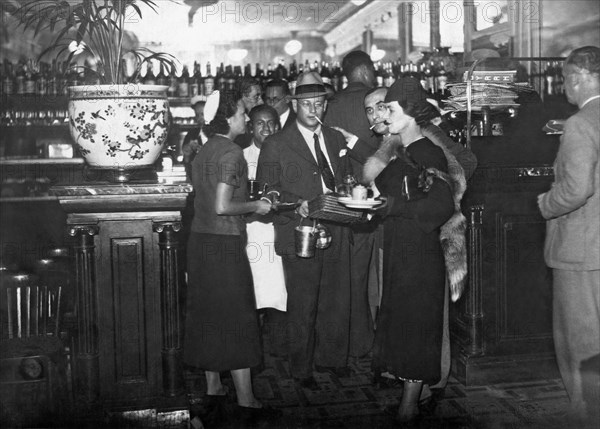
[
  {"xmin": 537, "ymin": 45, "xmax": 599, "ymax": 427},
  {"xmin": 264, "ymin": 78, "xmax": 296, "ymax": 129},
  {"xmin": 323, "ymin": 51, "xmax": 381, "ymax": 361},
  {"xmin": 256, "ymin": 71, "xmax": 354, "ymax": 389}
]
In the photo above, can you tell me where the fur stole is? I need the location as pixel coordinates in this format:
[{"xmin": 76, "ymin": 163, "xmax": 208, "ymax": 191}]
[{"xmin": 363, "ymin": 134, "xmax": 468, "ymax": 302}]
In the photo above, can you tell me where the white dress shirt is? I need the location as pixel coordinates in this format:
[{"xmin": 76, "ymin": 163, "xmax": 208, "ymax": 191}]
[{"xmin": 296, "ymin": 122, "xmax": 334, "ymax": 193}]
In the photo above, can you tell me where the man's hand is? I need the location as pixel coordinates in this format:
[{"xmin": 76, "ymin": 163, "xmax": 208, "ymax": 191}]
[
  {"xmin": 331, "ymin": 126, "xmax": 356, "ymax": 144},
  {"xmin": 296, "ymin": 200, "xmax": 310, "ymax": 218}
]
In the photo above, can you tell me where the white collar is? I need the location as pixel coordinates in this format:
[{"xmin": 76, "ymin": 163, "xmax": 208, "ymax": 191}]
[
  {"xmin": 296, "ymin": 122, "xmax": 321, "ymax": 141},
  {"xmin": 280, "ymin": 108, "xmax": 290, "ymax": 126},
  {"xmin": 581, "ymin": 95, "xmax": 600, "ymax": 108}
]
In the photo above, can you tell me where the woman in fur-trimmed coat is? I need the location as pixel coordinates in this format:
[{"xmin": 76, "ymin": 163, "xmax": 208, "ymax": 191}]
[{"xmin": 365, "ymin": 78, "xmax": 455, "ymax": 423}]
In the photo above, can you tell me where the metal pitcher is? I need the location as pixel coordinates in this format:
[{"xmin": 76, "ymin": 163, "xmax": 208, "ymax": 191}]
[{"xmin": 294, "ymin": 219, "xmax": 318, "ymax": 258}]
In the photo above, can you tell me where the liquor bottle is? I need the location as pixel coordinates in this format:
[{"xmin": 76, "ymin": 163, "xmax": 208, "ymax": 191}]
[
  {"xmin": 553, "ymin": 61, "xmax": 563, "ymax": 95},
  {"xmin": 167, "ymin": 67, "xmax": 178, "ymax": 97},
  {"xmin": 144, "ymin": 62, "xmax": 156, "ymax": 85},
  {"xmin": 320, "ymin": 61, "xmax": 331, "ymax": 86},
  {"xmin": 544, "ymin": 61, "xmax": 555, "ymax": 97},
  {"xmin": 15, "ymin": 60, "xmax": 26, "ymax": 95},
  {"xmin": 225, "ymin": 65, "xmax": 236, "ymax": 92},
  {"xmin": 67, "ymin": 62, "xmax": 81, "ymax": 87},
  {"xmin": 190, "ymin": 61, "xmax": 201, "ymax": 96},
  {"xmin": 178, "ymin": 65, "xmax": 190, "ymax": 97},
  {"xmin": 203, "ymin": 61, "xmax": 215, "ymax": 95},
  {"xmin": 47, "ymin": 59, "xmax": 58, "ymax": 96},
  {"xmin": 436, "ymin": 61, "xmax": 447, "ymax": 95},
  {"xmin": 266, "ymin": 63, "xmax": 274, "ymax": 82},
  {"xmin": 156, "ymin": 63, "xmax": 169, "ymax": 86},
  {"xmin": 217, "ymin": 62, "xmax": 226, "ymax": 92},
  {"xmin": 288, "ymin": 60, "xmax": 298, "ymax": 83},
  {"xmin": 24, "ymin": 59, "xmax": 37, "ymax": 95},
  {"xmin": 254, "ymin": 63, "xmax": 264, "ymax": 86},
  {"xmin": 243, "ymin": 63, "xmax": 252, "ymax": 78},
  {"xmin": 331, "ymin": 62, "xmax": 341, "ymax": 91},
  {"xmin": 36, "ymin": 62, "xmax": 48, "ymax": 95},
  {"xmin": 304, "ymin": 60, "xmax": 310, "ymax": 73},
  {"xmin": 375, "ymin": 62, "xmax": 384, "ymax": 87},
  {"xmin": 3, "ymin": 59, "xmax": 14, "ymax": 96},
  {"xmin": 384, "ymin": 63, "xmax": 396, "ymax": 88},
  {"xmin": 427, "ymin": 61, "xmax": 436, "ymax": 94},
  {"xmin": 59, "ymin": 61, "xmax": 69, "ymax": 95}
]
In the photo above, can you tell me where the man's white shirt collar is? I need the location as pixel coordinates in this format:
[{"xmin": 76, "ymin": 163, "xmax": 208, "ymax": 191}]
[
  {"xmin": 581, "ymin": 95, "xmax": 600, "ymax": 108},
  {"xmin": 279, "ymin": 108, "xmax": 290, "ymax": 127}
]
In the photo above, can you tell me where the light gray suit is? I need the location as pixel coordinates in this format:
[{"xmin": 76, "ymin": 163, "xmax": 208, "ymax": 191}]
[{"xmin": 538, "ymin": 97, "xmax": 600, "ymax": 418}]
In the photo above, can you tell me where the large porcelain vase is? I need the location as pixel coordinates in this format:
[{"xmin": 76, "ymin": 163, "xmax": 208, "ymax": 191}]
[{"xmin": 68, "ymin": 84, "xmax": 170, "ymax": 176}]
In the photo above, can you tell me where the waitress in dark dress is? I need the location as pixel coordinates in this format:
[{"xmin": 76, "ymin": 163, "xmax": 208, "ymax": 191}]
[
  {"xmin": 367, "ymin": 78, "xmax": 454, "ymax": 423},
  {"xmin": 183, "ymin": 90, "xmax": 272, "ymax": 419}
]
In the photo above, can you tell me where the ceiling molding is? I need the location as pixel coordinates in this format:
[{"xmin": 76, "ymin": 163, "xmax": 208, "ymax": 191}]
[{"xmin": 324, "ymin": 0, "xmax": 400, "ymax": 55}]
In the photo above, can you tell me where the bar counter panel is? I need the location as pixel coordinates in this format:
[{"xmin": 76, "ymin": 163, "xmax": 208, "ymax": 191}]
[{"xmin": 453, "ymin": 133, "xmax": 561, "ymax": 385}]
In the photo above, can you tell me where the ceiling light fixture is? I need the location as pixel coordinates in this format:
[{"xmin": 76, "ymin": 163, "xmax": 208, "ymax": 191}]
[
  {"xmin": 284, "ymin": 32, "xmax": 302, "ymax": 56},
  {"xmin": 370, "ymin": 44, "xmax": 386, "ymax": 62},
  {"xmin": 227, "ymin": 48, "xmax": 248, "ymax": 62}
]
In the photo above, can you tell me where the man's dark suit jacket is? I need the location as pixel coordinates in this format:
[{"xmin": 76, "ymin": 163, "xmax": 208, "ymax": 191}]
[
  {"xmin": 257, "ymin": 122, "xmax": 352, "ymax": 256},
  {"xmin": 281, "ymin": 105, "xmax": 297, "ymax": 129},
  {"xmin": 324, "ymin": 82, "xmax": 380, "ymax": 178}
]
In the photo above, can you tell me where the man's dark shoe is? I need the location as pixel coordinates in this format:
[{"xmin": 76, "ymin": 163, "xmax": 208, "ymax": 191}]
[
  {"xmin": 294, "ymin": 376, "xmax": 319, "ymax": 390},
  {"xmin": 315, "ymin": 365, "xmax": 353, "ymax": 378}
]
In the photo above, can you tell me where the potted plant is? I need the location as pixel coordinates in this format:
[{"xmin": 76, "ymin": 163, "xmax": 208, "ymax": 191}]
[{"xmin": 14, "ymin": 0, "xmax": 178, "ymax": 180}]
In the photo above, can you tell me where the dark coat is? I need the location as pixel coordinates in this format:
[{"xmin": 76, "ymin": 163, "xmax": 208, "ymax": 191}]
[
  {"xmin": 324, "ymin": 82, "xmax": 381, "ymax": 177},
  {"xmin": 257, "ymin": 121, "xmax": 352, "ymax": 255}
]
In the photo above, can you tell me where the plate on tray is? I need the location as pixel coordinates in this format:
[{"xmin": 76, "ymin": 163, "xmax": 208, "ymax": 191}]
[{"xmin": 338, "ymin": 197, "xmax": 382, "ymax": 209}]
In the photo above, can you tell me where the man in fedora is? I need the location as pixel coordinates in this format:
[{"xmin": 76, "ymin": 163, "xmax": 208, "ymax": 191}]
[{"xmin": 257, "ymin": 71, "xmax": 354, "ymax": 389}]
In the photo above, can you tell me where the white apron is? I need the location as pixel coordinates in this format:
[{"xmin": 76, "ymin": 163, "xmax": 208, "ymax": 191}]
[{"xmin": 244, "ymin": 143, "xmax": 287, "ymax": 311}]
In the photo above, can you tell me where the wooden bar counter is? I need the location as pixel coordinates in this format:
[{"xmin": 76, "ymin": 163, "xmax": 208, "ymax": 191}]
[
  {"xmin": 51, "ymin": 180, "xmax": 192, "ymax": 409},
  {"xmin": 453, "ymin": 131, "xmax": 562, "ymax": 385}
]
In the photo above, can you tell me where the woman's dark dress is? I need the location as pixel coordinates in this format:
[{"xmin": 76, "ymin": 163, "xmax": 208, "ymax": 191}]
[
  {"xmin": 373, "ymin": 137, "xmax": 454, "ymax": 384},
  {"xmin": 183, "ymin": 135, "xmax": 261, "ymax": 372}
]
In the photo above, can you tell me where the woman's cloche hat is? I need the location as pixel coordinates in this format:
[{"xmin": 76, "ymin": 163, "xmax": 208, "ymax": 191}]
[{"xmin": 292, "ymin": 71, "xmax": 328, "ymax": 99}]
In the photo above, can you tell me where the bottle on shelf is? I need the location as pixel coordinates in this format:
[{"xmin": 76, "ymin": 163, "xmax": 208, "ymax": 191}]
[
  {"xmin": 3, "ymin": 59, "xmax": 14, "ymax": 96},
  {"xmin": 217, "ymin": 62, "xmax": 226, "ymax": 92},
  {"xmin": 47, "ymin": 59, "xmax": 58, "ymax": 96},
  {"xmin": 225, "ymin": 65, "xmax": 236, "ymax": 92},
  {"xmin": 320, "ymin": 61, "xmax": 331, "ymax": 86},
  {"xmin": 143, "ymin": 61, "xmax": 157, "ymax": 85},
  {"xmin": 544, "ymin": 61, "xmax": 555, "ymax": 97},
  {"xmin": 436, "ymin": 61, "xmax": 448, "ymax": 95},
  {"xmin": 24, "ymin": 59, "xmax": 37, "ymax": 95},
  {"xmin": 190, "ymin": 61, "xmax": 201, "ymax": 96},
  {"xmin": 156, "ymin": 63, "xmax": 169, "ymax": 87},
  {"xmin": 14, "ymin": 60, "xmax": 26, "ymax": 95},
  {"xmin": 203, "ymin": 61, "xmax": 215, "ymax": 95},
  {"xmin": 59, "ymin": 61, "xmax": 69, "ymax": 95},
  {"xmin": 178, "ymin": 64, "xmax": 190, "ymax": 97},
  {"xmin": 167, "ymin": 66, "xmax": 178, "ymax": 97}
]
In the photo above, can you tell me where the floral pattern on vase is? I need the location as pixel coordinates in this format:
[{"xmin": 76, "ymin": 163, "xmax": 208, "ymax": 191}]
[{"xmin": 68, "ymin": 85, "xmax": 170, "ymax": 169}]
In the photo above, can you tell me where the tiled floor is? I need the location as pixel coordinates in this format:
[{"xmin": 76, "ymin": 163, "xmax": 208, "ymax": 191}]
[
  {"xmin": 1, "ymin": 343, "xmax": 592, "ymax": 428},
  {"xmin": 179, "ymin": 352, "xmax": 579, "ymax": 429}
]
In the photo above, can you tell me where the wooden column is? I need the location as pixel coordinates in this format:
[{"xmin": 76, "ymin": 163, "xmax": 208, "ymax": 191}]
[
  {"xmin": 154, "ymin": 221, "xmax": 184, "ymax": 397},
  {"xmin": 69, "ymin": 224, "xmax": 100, "ymax": 404},
  {"xmin": 466, "ymin": 205, "xmax": 484, "ymax": 356},
  {"xmin": 398, "ymin": 2, "xmax": 414, "ymax": 61},
  {"xmin": 429, "ymin": 0, "xmax": 441, "ymax": 50}
]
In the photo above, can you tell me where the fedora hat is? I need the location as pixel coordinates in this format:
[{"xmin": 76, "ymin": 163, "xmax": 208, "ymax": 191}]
[{"xmin": 292, "ymin": 71, "xmax": 327, "ymax": 99}]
